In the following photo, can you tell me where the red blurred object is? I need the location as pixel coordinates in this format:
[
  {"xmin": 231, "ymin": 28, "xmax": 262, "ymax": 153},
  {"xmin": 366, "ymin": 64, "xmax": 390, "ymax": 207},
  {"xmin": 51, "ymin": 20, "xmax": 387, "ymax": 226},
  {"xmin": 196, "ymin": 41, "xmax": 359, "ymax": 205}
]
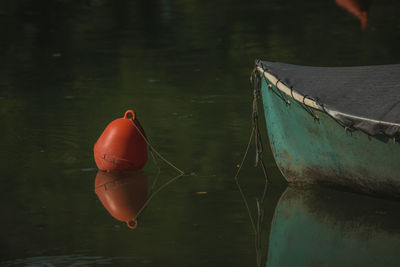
[
  {"xmin": 94, "ymin": 110, "xmax": 148, "ymax": 171},
  {"xmin": 335, "ymin": 0, "xmax": 368, "ymax": 30},
  {"xmin": 95, "ymin": 170, "xmax": 148, "ymax": 229}
]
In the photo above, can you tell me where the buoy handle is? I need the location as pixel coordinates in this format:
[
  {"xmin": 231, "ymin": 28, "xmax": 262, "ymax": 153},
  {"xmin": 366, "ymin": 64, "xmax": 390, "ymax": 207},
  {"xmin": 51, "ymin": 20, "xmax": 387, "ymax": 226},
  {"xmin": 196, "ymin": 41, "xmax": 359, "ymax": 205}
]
[
  {"xmin": 124, "ymin": 110, "xmax": 136, "ymax": 120},
  {"xmin": 126, "ymin": 219, "xmax": 138, "ymax": 229}
]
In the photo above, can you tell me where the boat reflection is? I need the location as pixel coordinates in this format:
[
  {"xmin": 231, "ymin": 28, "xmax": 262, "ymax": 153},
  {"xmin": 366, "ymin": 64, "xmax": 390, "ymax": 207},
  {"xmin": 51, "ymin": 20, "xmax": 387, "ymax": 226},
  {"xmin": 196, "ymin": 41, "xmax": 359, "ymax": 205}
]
[
  {"xmin": 266, "ymin": 186, "xmax": 400, "ymax": 266},
  {"xmin": 335, "ymin": 0, "xmax": 369, "ymax": 29},
  {"xmin": 95, "ymin": 170, "xmax": 148, "ymax": 229}
]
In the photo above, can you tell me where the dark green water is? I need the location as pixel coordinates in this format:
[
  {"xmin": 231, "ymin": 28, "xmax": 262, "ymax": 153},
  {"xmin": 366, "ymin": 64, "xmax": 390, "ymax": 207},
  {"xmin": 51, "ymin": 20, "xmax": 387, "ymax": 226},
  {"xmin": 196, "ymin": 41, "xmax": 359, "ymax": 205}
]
[{"xmin": 1, "ymin": 0, "xmax": 400, "ymax": 266}]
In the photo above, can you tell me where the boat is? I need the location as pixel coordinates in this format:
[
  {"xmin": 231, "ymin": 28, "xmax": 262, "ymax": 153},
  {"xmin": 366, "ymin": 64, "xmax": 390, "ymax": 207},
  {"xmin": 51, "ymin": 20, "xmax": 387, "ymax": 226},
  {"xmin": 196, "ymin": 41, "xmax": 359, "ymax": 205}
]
[
  {"xmin": 266, "ymin": 186, "xmax": 400, "ymax": 266},
  {"xmin": 252, "ymin": 60, "xmax": 400, "ymax": 198}
]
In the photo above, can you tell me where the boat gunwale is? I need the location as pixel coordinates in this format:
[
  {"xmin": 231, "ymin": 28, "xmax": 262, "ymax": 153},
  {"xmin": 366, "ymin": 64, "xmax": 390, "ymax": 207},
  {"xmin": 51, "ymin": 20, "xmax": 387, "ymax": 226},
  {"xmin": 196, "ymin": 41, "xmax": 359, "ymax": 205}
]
[{"xmin": 256, "ymin": 66, "xmax": 400, "ymax": 130}]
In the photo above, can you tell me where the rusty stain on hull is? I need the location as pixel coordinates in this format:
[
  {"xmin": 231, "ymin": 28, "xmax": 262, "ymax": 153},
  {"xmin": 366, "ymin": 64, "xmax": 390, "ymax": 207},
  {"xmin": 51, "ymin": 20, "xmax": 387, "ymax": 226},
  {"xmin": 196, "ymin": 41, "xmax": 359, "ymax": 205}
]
[{"xmin": 280, "ymin": 163, "xmax": 400, "ymax": 199}]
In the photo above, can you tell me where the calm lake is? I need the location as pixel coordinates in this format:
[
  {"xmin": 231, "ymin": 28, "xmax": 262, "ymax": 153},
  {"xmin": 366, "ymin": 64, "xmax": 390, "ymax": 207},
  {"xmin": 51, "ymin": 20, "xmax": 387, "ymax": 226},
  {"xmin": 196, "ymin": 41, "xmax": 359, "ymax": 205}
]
[{"xmin": 1, "ymin": 0, "xmax": 400, "ymax": 266}]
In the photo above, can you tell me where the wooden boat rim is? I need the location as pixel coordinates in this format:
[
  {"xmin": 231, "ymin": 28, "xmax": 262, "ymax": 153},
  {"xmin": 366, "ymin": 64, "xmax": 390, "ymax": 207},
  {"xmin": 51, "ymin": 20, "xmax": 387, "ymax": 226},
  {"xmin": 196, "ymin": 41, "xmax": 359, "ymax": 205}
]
[
  {"xmin": 256, "ymin": 66, "xmax": 400, "ymax": 129},
  {"xmin": 256, "ymin": 66, "xmax": 321, "ymax": 110}
]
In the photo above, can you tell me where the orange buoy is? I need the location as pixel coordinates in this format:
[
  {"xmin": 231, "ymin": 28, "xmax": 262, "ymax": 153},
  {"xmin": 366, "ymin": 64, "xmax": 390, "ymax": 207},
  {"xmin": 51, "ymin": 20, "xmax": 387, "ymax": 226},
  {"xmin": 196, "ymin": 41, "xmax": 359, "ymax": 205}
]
[
  {"xmin": 95, "ymin": 170, "xmax": 148, "ymax": 229},
  {"xmin": 94, "ymin": 110, "xmax": 148, "ymax": 171}
]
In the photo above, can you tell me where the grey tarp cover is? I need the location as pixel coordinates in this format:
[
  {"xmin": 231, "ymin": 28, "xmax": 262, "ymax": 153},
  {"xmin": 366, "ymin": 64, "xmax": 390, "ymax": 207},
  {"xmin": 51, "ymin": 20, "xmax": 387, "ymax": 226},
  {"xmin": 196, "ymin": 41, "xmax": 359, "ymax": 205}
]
[{"xmin": 257, "ymin": 60, "xmax": 400, "ymax": 137}]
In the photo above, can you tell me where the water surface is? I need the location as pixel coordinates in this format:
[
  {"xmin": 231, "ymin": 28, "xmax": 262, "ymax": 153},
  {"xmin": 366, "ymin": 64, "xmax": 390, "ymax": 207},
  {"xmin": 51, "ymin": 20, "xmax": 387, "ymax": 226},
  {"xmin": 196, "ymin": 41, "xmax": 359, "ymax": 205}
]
[{"xmin": 1, "ymin": 0, "xmax": 400, "ymax": 266}]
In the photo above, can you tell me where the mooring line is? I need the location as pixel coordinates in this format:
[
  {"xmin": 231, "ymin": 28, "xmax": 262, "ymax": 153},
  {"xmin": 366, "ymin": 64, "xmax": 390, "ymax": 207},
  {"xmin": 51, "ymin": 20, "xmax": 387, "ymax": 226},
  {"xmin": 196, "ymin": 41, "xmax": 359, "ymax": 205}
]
[
  {"xmin": 149, "ymin": 149, "xmax": 162, "ymax": 192},
  {"xmin": 128, "ymin": 118, "xmax": 185, "ymax": 224},
  {"xmin": 235, "ymin": 174, "xmax": 257, "ymax": 234},
  {"xmin": 130, "ymin": 118, "xmax": 185, "ymax": 175},
  {"xmin": 234, "ymin": 126, "xmax": 255, "ymax": 182},
  {"xmin": 134, "ymin": 173, "xmax": 184, "ymax": 221},
  {"xmin": 234, "ymin": 72, "xmax": 271, "ymax": 233},
  {"xmin": 233, "ymin": 67, "xmax": 272, "ymax": 266}
]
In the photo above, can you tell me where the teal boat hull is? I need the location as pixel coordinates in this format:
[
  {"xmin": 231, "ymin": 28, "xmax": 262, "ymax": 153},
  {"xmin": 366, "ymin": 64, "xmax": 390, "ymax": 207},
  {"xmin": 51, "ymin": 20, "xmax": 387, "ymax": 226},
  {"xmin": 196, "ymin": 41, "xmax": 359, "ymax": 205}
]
[
  {"xmin": 259, "ymin": 72, "xmax": 400, "ymax": 198},
  {"xmin": 267, "ymin": 186, "xmax": 400, "ymax": 267}
]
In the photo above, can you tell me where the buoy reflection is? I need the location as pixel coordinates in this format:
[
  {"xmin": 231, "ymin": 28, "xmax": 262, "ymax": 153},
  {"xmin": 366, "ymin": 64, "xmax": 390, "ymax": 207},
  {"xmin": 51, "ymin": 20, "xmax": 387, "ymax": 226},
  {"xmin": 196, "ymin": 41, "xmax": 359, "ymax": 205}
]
[{"xmin": 95, "ymin": 170, "xmax": 148, "ymax": 229}]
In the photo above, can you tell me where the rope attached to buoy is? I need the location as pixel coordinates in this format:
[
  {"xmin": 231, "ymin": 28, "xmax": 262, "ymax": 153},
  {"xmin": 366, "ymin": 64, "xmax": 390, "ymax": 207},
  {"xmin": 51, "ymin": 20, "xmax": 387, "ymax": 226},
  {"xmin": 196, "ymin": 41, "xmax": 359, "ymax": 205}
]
[
  {"xmin": 129, "ymin": 118, "xmax": 185, "ymax": 223},
  {"xmin": 130, "ymin": 118, "xmax": 185, "ymax": 175}
]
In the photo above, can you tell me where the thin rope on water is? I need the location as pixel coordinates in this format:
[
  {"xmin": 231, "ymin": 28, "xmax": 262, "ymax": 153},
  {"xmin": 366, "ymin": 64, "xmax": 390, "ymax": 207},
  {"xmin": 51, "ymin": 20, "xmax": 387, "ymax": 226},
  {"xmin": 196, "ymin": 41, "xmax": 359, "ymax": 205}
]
[
  {"xmin": 234, "ymin": 126, "xmax": 255, "ymax": 182},
  {"xmin": 233, "ymin": 68, "xmax": 271, "ymax": 266},
  {"xmin": 129, "ymin": 118, "xmax": 185, "ymax": 223},
  {"xmin": 134, "ymin": 173, "xmax": 184, "ymax": 220},
  {"xmin": 130, "ymin": 118, "xmax": 184, "ymax": 175},
  {"xmin": 149, "ymin": 149, "xmax": 161, "ymax": 192}
]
